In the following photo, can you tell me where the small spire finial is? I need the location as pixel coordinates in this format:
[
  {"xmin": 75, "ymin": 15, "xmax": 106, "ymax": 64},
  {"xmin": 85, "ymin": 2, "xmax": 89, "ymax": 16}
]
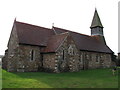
[
  {"xmin": 14, "ymin": 17, "xmax": 17, "ymax": 22},
  {"xmin": 95, "ymin": 7, "xmax": 97, "ymax": 11},
  {"xmin": 52, "ymin": 23, "xmax": 54, "ymax": 27},
  {"xmin": 52, "ymin": 23, "xmax": 57, "ymax": 35},
  {"xmin": 90, "ymin": 8, "xmax": 103, "ymax": 28}
]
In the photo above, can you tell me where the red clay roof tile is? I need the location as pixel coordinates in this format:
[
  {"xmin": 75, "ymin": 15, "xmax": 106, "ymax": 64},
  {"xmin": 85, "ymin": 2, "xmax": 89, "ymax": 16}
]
[
  {"xmin": 53, "ymin": 27, "xmax": 113, "ymax": 53},
  {"xmin": 43, "ymin": 32, "xmax": 69, "ymax": 53},
  {"xmin": 14, "ymin": 21, "xmax": 113, "ymax": 53},
  {"xmin": 15, "ymin": 21, "xmax": 55, "ymax": 46}
]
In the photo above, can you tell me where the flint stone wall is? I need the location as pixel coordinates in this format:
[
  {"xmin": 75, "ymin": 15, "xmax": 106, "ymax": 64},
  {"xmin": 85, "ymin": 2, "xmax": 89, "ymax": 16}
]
[
  {"xmin": 2, "ymin": 50, "xmax": 8, "ymax": 70},
  {"xmin": 17, "ymin": 45, "xmax": 41, "ymax": 72},
  {"xmin": 43, "ymin": 35, "xmax": 82, "ymax": 73},
  {"xmin": 4, "ymin": 45, "xmax": 41, "ymax": 72},
  {"xmin": 80, "ymin": 51, "xmax": 112, "ymax": 69},
  {"xmin": 42, "ymin": 34, "xmax": 112, "ymax": 73},
  {"xmin": 2, "ymin": 24, "xmax": 42, "ymax": 72},
  {"xmin": 43, "ymin": 53, "xmax": 56, "ymax": 72},
  {"xmin": 4, "ymin": 25, "xmax": 19, "ymax": 72}
]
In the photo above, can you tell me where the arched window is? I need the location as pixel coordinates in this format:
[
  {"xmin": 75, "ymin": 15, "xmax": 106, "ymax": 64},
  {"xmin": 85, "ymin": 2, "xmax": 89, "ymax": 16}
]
[
  {"xmin": 79, "ymin": 54, "xmax": 83, "ymax": 62},
  {"xmin": 86, "ymin": 54, "xmax": 89, "ymax": 59},
  {"xmin": 62, "ymin": 50, "xmax": 65, "ymax": 60},
  {"xmin": 96, "ymin": 55, "xmax": 100, "ymax": 62},
  {"xmin": 30, "ymin": 50, "xmax": 35, "ymax": 61},
  {"xmin": 68, "ymin": 45, "xmax": 74, "ymax": 55}
]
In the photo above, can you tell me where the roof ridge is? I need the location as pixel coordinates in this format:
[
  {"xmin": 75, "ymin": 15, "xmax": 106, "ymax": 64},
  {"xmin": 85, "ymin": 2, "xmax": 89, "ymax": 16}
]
[
  {"xmin": 50, "ymin": 31, "xmax": 69, "ymax": 38},
  {"xmin": 15, "ymin": 20, "xmax": 51, "ymax": 30},
  {"xmin": 53, "ymin": 26, "xmax": 91, "ymax": 37},
  {"xmin": 58, "ymin": 32, "xmax": 69, "ymax": 35},
  {"xmin": 13, "ymin": 21, "xmax": 113, "ymax": 53}
]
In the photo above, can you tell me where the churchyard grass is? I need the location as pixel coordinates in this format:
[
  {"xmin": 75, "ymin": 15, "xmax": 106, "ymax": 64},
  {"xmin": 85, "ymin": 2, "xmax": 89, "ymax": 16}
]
[
  {"xmin": 0, "ymin": 67, "xmax": 2, "ymax": 89},
  {"xmin": 2, "ymin": 68, "xmax": 118, "ymax": 88}
]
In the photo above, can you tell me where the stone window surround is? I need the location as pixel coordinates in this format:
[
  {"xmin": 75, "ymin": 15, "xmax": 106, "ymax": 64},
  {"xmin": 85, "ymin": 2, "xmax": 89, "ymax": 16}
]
[
  {"xmin": 80, "ymin": 54, "xmax": 83, "ymax": 63},
  {"xmin": 30, "ymin": 49, "xmax": 35, "ymax": 61},
  {"xmin": 86, "ymin": 54, "xmax": 89, "ymax": 59},
  {"xmin": 68, "ymin": 45, "xmax": 74, "ymax": 55},
  {"xmin": 62, "ymin": 50, "xmax": 65, "ymax": 60},
  {"xmin": 96, "ymin": 55, "xmax": 100, "ymax": 63}
]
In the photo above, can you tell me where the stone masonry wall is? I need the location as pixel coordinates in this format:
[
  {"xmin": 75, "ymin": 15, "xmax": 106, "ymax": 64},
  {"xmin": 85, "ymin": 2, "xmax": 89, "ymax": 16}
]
[
  {"xmin": 2, "ymin": 50, "xmax": 8, "ymax": 70},
  {"xmin": 18, "ymin": 45, "xmax": 41, "ymax": 72},
  {"xmin": 7, "ymin": 24, "xmax": 19, "ymax": 56},
  {"xmin": 43, "ymin": 53, "xmax": 56, "ymax": 72},
  {"xmin": 42, "ymin": 34, "xmax": 83, "ymax": 73},
  {"xmin": 56, "ymin": 35, "xmax": 81, "ymax": 72},
  {"xmin": 5, "ymin": 44, "xmax": 42, "ymax": 72},
  {"xmin": 56, "ymin": 36, "xmax": 83, "ymax": 72},
  {"xmin": 7, "ymin": 48, "xmax": 19, "ymax": 72},
  {"xmin": 42, "ymin": 34, "xmax": 112, "ymax": 73},
  {"xmin": 80, "ymin": 51, "xmax": 112, "ymax": 69},
  {"xmin": 5, "ymin": 24, "xmax": 19, "ymax": 72},
  {"xmin": 3, "ymin": 24, "xmax": 42, "ymax": 72}
]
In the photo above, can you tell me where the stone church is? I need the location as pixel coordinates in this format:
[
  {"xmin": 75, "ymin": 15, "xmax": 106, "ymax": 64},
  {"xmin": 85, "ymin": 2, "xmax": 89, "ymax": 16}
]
[{"xmin": 2, "ymin": 10, "xmax": 114, "ymax": 73}]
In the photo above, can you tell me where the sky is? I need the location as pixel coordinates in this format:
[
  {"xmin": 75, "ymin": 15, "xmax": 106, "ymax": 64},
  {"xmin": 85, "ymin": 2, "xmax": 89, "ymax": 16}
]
[{"xmin": 0, "ymin": 0, "xmax": 118, "ymax": 55}]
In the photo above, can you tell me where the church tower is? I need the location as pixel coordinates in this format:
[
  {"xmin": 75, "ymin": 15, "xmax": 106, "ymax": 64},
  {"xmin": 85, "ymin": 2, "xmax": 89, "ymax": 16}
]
[
  {"xmin": 90, "ymin": 9, "xmax": 106, "ymax": 44},
  {"xmin": 90, "ymin": 9, "xmax": 104, "ymax": 36}
]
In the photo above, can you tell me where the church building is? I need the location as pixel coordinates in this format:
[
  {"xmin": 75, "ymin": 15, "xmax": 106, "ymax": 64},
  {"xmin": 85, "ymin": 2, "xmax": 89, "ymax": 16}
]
[{"xmin": 2, "ymin": 9, "xmax": 114, "ymax": 73}]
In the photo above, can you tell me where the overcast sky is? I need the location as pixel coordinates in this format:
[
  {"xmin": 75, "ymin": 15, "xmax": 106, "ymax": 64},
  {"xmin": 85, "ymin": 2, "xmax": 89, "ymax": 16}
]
[{"xmin": 0, "ymin": 0, "xmax": 118, "ymax": 55}]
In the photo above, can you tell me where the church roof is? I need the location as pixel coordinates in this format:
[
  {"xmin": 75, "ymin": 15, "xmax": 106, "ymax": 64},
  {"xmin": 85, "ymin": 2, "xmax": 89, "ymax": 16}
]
[
  {"xmin": 14, "ymin": 21, "xmax": 113, "ymax": 53},
  {"xmin": 15, "ymin": 21, "xmax": 55, "ymax": 46},
  {"xmin": 53, "ymin": 27, "xmax": 113, "ymax": 53},
  {"xmin": 90, "ymin": 9, "xmax": 103, "ymax": 28},
  {"xmin": 43, "ymin": 32, "xmax": 69, "ymax": 53}
]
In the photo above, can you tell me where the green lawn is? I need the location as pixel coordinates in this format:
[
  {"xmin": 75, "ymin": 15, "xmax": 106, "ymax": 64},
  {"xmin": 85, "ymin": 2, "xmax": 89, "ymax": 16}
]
[
  {"xmin": 2, "ymin": 68, "xmax": 118, "ymax": 88},
  {"xmin": 0, "ymin": 67, "xmax": 2, "ymax": 89}
]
